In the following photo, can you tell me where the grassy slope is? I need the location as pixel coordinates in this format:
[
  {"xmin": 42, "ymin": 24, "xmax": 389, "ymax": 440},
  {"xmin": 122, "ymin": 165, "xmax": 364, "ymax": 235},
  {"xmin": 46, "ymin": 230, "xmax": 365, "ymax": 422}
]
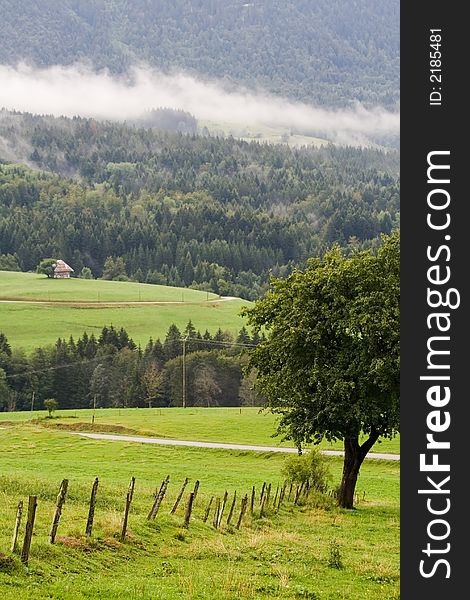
[
  {"xmin": 0, "ymin": 271, "xmax": 220, "ymax": 302},
  {"xmin": 0, "ymin": 301, "xmax": 249, "ymax": 352},
  {"xmin": 0, "ymin": 424, "xmax": 399, "ymax": 599},
  {"xmin": 0, "ymin": 271, "xmax": 250, "ymax": 352},
  {"xmin": 0, "ymin": 407, "xmax": 400, "ymax": 455}
]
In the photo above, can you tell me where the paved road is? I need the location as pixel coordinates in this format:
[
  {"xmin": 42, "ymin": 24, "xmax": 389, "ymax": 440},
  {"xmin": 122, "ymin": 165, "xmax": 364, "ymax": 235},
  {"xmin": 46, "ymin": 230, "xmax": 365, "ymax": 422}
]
[{"xmin": 70, "ymin": 431, "xmax": 400, "ymax": 461}]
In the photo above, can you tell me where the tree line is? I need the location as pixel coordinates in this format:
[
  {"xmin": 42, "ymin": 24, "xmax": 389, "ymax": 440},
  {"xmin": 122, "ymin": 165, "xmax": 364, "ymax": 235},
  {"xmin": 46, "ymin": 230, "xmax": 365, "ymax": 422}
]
[{"xmin": 0, "ymin": 323, "xmax": 264, "ymax": 413}]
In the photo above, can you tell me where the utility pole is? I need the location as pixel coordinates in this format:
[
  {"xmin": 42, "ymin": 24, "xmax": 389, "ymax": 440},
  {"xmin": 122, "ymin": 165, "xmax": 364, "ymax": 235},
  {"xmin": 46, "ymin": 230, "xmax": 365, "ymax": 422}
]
[
  {"xmin": 30, "ymin": 390, "xmax": 35, "ymax": 419},
  {"xmin": 182, "ymin": 336, "xmax": 188, "ymax": 408},
  {"xmin": 92, "ymin": 394, "xmax": 96, "ymax": 424}
]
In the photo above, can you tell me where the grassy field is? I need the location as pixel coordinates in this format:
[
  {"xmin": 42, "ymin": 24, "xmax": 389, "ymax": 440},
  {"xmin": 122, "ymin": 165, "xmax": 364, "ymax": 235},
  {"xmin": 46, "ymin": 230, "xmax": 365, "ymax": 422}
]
[
  {"xmin": 0, "ymin": 273, "xmax": 400, "ymax": 598},
  {"xmin": 0, "ymin": 421, "xmax": 399, "ymax": 600},
  {"xmin": 0, "ymin": 300, "xmax": 249, "ymax": 352},
  {"xmin": 0, "ymin": 408, "xmax": 400, "ymax": 455},
  {"xmin": 0, "ymin": 271, "xmax": 250, "ymax": 352},
  {"xmin": 0, "ymin": 271, "xmax": 221, "ymax": 302}
]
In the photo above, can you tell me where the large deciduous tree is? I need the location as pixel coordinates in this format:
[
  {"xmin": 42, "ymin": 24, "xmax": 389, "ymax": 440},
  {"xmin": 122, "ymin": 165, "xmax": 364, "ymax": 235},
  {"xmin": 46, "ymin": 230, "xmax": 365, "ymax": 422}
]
[{"xmin": 243, "ymin": 231, "xmax": 400, "ymax": 508}]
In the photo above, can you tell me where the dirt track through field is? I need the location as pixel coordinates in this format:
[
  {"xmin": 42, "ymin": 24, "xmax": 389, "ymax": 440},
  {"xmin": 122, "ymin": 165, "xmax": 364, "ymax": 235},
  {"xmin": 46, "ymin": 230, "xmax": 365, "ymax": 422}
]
[{"xmin": 69, "ymin": 431, "xmax": 400, "ymax": 460}]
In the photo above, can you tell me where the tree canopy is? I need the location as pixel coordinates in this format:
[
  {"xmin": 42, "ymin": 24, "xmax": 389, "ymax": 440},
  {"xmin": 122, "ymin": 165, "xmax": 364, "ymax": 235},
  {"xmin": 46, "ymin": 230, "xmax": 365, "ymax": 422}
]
[{"xmin": 243, "ymin": 231, "xmax": 400, "ymax": 507}]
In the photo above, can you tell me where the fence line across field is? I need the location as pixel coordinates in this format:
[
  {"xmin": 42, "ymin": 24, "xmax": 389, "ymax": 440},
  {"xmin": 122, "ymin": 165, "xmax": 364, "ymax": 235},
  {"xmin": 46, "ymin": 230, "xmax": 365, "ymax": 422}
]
[{"xmin": 7, "ymin": 471, "xmax": 326, "ymax": 565}]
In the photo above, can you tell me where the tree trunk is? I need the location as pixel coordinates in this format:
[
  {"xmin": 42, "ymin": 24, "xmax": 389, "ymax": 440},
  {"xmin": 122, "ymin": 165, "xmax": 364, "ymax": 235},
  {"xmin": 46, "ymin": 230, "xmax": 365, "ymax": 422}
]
[{"xmin": 338, "ymin": 433, "xmax": 379, "ymax": 509}]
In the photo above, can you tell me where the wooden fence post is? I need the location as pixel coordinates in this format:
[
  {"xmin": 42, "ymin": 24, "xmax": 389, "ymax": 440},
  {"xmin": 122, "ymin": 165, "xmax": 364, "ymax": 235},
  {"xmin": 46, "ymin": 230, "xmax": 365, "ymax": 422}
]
[
  {"xmin": 183, "ymin": 492, "xmax": 195, "ymax": 529},
  {"xmin": 276, "ymin": 480, "xmax": 287, "ymax": 512},
  {"xmin": 304, "ymin": 481, "xmax": 311, "ymax": 498},
  {"xmin": 287, "ymin": 482, "xmax": 293, "ymax": 501},
  {"xmin": 294, "ymin": 481, "xmax": 304, "ymax": 505},
  {"xmin": 265, "ymin": 483, "xmax": 271, "ymax": 508},
  {"xmin": 21, "ymin": 496, "xmax": 37, "ymax": 565},
  {"xmin": 120, "ymin": 477, "xmax": 136, "ymax": 542},
  {"xmin": 85, "ymin": 478, "xmax": 99, "ymax": 536},
  {"xmin": 148, "ymin": 487, "xmax": 160, "ymax": 520},
  {"xmin": 148, "ymin": 475, "xmax": 170, "ymax": 520},
  {"xmin": 170, "ymin": 477, "xmax": 188, "ymax": 514},
  {"xmin": 203, "ymin": 496, "xmax": 214, "ymax": 523},
  {"xmin": 212, "ymin": 497, "xmax": 221, "ymax": 528},
  {"xmin": 217, "ymin": 490, "xmax": 228, "ymax": 528},
  {"xmin": 236, "ymin": 494, "xmax": 248, "ymax": 529},
  {"xmin": 259, "ymin": 482, "xmax": 266, "ymax": 506},
  {"xmin": 273, "ymin": 485, "xmax": 279, "ymax": 508},
  {"xmin": 250, "ymin": 485, "xmax": 255, "ymax": 515},
  {"xmin": 50, "ymin": 479, "xmax": 69, "ymax": 544},
  {"xmin": 11, "ymin": 500, "xmax": 23, "ymax": 553},
  {"xmin": 259, "ymin": 492, "xmax": 266, "ymax": 518},
  {"xmin": 192, "ymin": 480, "xmax": 200, "ymax": 503},
  {"xmin": 281, "ymin": 480, "xmax": 287, "ymax": 502},
  {"xmin": 226, "ymin": 491, "xmax": 237, "ymax": 526}
]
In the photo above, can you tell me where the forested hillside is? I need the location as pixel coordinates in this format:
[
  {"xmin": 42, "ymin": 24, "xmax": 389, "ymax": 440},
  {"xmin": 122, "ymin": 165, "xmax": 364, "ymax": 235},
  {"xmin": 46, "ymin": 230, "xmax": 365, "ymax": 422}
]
[
  {"xmin": 0, "ymin": 111, "xmax": 399, "ymax": 300},
  {"xmin": 0, "ymin": 323, "xmax": 263, "ymax": 411},
  {"xmin": 0, "ymin": 0, "xmax": 399, "ymax": 108}
]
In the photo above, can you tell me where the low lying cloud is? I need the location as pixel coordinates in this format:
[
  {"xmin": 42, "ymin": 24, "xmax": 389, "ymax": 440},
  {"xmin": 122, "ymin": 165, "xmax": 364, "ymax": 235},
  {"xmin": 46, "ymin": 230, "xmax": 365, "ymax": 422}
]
[{"xmin": 0, "ymin": 63, "xmax": 399, "ymax": 146}]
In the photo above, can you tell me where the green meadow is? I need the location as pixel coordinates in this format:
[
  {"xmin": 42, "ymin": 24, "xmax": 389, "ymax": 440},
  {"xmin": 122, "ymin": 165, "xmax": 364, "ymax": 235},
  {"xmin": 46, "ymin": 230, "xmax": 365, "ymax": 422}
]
[
  {"xmin": 0, "ymin": 420, "xmax": 399, "ymax": 600},
  {"xmin": 0, "ymin": 271, "xmax": 221, "ymax": 302},
  {"xmin": 0, "ymin": 301, "xmax": 249, "ymax": 353},
  {"xmin": 0, "ymin": 407, "xmax": 400, "ymax": 456},
  {"xmin": 0, "ymin": 271, "xmax": 250, "ymax": 352},
  {"xmin": 0, "ymin": 273, "xmax": 399, "ymax": 599}
]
